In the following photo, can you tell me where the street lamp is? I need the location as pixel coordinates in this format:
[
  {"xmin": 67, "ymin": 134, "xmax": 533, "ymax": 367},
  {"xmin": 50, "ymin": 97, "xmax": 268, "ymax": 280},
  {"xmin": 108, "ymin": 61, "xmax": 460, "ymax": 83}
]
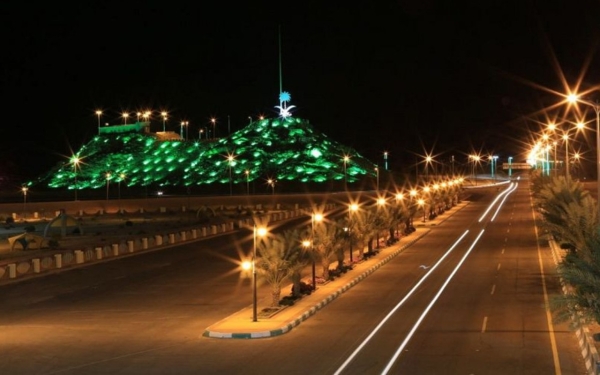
[
  {"xmin": 251, "ymin": 225, "xmax": 267, "ymax": 322},
  {"xmin": 161, "ymin": 111, "xmax": 168, "ymax": 132},
  {"xmin": 567, "ymin": 93, "xmax": 600, "ymax": 218},
  {"xmin": 118, "ymin": 173, "xmax": 126, "ymax": 200},
  {"xmin": 71, "ymin": 155, "xmax": 80, "ymax": 201},
  {"xmin": 142, "ymin": 111, "xmax": 150, "ymax": 125},
  {"xmin": 425, "ymin": 156, "xmax": 433, "ymax": 181},
  {"xmin": 490, "ymin": 155, "xmax": 498, "ymax": 180},
  {"xmin": 95, "ymin": 110, "xmax": 102, "ymax": 134},
  {"xmin": 417, "ymin": 198, "xmax": 426, "ymax": 222},
  {"xmin": 226, "ymin": 153, "xmax": 235, "ymax": 196},
  {"xmin": 105, "ymin": 172, "xmax": 111, "ymax": 200},
  {"xmin": 267, "ymin": 178, "xmax": 275, "ymax": 195},
  {"xmin": 310, "ymin": 212, "xmax": 323, "ymax": 290},
  {"xmin": 22, "ymin": 186, "xmax": 28, "ymax": 218},
  {"xmin": 122, "ymin": 113, "xmax": 129, "ymax": 125},
  {"xmin": 245, "ymin": 170, "xmax": 250, "ymax": 195},
  {"xmin": 508, "ymin": 156, "xmax": 513, "ymax": 177},
  {"xmin": 375, "ymin": 167, "xmax": 379, "ymax": 191},
  {"xmin": 211, "ymin": 118, "xmax": 216, "ymax": 139},
  {"xmin": 136, "ymin": 112, "xmax": 141, "ymax": 123},
  {"xmin": 180, "ymin": 121, "xmax": 188, "ymax": 139},
  {"xmin": 348, "ymin": 203, "xmax": 358, "ymax": 262},
  {"xmin": 343, "ymin": 155, "xmax": 350, "ymax": 190},
  {"xmin": 384, "ymin": 151, "xmax": 388, "ymax": 171}
]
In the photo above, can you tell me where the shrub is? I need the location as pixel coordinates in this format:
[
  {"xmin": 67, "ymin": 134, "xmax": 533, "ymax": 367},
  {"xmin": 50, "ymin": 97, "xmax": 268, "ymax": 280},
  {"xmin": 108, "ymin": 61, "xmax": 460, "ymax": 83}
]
[
  {"xmin": 279, "ymin": 296, "xmax": 296, "ymax": 306},
  {"xmin": 291, "ymin": 281, "xmax": 313, "ymax": 295}
]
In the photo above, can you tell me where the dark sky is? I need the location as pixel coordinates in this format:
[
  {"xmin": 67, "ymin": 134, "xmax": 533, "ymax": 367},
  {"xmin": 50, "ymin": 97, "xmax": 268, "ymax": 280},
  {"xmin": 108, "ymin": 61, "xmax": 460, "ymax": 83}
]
[{"xmin": 2, "ymin": 1, "xmax": 600, "ymax": 182}]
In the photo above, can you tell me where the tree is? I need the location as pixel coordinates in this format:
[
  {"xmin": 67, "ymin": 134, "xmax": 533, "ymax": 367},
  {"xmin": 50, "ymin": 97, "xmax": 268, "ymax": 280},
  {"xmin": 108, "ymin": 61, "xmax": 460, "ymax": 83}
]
[
  {"xmin": 256, "ymin": 231, "xmax": 303, "ymax": 307},
  {"xmin": 532, "ymin": 174, "xmax": 600, "ymax": 325},
  {"xmin": 312, "ymin": 220, "xmax": 345, "ymax": 281}
]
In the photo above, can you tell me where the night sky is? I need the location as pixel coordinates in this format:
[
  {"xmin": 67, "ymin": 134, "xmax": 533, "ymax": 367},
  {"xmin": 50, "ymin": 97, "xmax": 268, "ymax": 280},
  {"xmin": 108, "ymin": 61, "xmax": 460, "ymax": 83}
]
[{"xmin": 2, "ymin": 1, "xmax": 600, "ymax": 182}]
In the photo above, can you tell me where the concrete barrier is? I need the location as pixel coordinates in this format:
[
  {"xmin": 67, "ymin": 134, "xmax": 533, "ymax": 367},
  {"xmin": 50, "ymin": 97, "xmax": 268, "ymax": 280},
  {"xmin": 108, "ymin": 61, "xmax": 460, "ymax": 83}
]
[
  {"xmin": 32, "ymin": 258, "xmax": 40, "ymax": 273},
  {"xmin": 54, "ymin": 253, "xmax": 62, "ymax": 268},
  {"xmin": 75, "ymin": 250, "xmax": 84, "ymax": 264}
]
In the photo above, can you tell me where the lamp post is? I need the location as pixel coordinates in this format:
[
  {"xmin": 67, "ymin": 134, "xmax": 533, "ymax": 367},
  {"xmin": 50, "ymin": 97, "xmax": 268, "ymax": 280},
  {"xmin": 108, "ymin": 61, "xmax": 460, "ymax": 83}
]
[
  {"xmin": 508, "ymin": 156, "xmax": 513, "ymax": 177},
  {"xmin": 71, "ymin": 156, "xmax": 80, "ymax": 201},
  {"xmin": 252, "ymin": 225, "xmax": 267, "ymax": 322},
  {"xmin": 343, "ymin": 155, "xmax": 350, "ymax": 190},
  {"xmin": 227, "ymin": 154, "xmax": 235, "ymax": 196},
  {"xmin": 105, "ymin": 172, "xmax": 111, "ymax": 200},
  {"xmin": 562, "ymin": 133, "xmax": 570, "ymax": 179},
  {"xmin": 567, "ymin": 94, "xmax": 600, "ymax": 218},
  {"xmin": 142, "ymin": 111, "xmax": 150, "ymax": 126},
  {"xmin": 22, "ymin": 186, "xmax": 28, "ymax": 218},
  {"xmin": 348, "ymin": 203, "xmax": 358, "ymax": 262},
  {"xmin": 491, "ymin": 155, "xmax": 498, "ymax": 180},
  {"xmin": 161, "ymin": 111, "xmax": 167, "ymax": 132},
  {"xmin": 95, "ymin": 110, "xmax": 102, "ymax": 134},
  {"xmin": 245, "ymin": 170, "xmax": 250, "ymax": 195},
  {"xmin": 311, "ymin": 213, "xmax": 323, "ymax": 290},
  {"xmin": 199, "ymin": 128, "xmax": 204, "ymax": 140},
  {"xmin": 211, "ymin": 118, "xmax": 216, "ymax": 140},
  {"xmin": 375, "ymin": 167, "xmax": 379, "ymax": 192},
  {"xmin": 122, "ymin": 113, "xmax": 129, "ymax": 125},
  {"xmin": 118, "ymin": 173, "xmax": 126, "ymax": 200},
  {"xmin": 384, "ymin": 151, "xmax": 388, "ymax": 171},
  {"xmin": 136, "ymin": 112, "xmax": 141, "ymax": 123},
  {"xmin": 267, "ymin": 179, "xmax": 275, "ymax": 195},
  {"xmin": 425, "ymin": 156, "xmax": 433, "ymax": 181},
  {"xmin": 418, "ymin": 198, "xmax": 426, "ymax": 222}
]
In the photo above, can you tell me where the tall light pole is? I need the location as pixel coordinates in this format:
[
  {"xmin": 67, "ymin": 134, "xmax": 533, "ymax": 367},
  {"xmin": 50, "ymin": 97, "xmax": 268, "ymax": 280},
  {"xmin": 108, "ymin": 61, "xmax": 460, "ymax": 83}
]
[
  {"xmin": 95, "ymin": 110, "xmax": 102, "ymax": 134},
  {"xmin": 161, "ymin": 111, "xmax": 167, "ymax": 132},
  {"xmin": 211, "ymin": 118, "xmax": 216, "ymax": 140},
  {"xmin": 136, "ymin": 112, "xmax": 141, "ymax": 123},
  {"xmin": 142, "ymin": 111, "xmax": 150, "ymax": 126},
  {"xmin": 348, "ymin": 203, "xmax": 358, "ymax": 262},
  {"xmin": 508, "ymin": 156, "xmax": 513, "ymax": 177},
  {"xmin": 22, "ymin": 186, "xmax": 28, "ymax": 218},
  {"xmin": 384, "ymin": 151, "xmax": 388, "ymax": 170},
  {"xmin": 71, "ymin": 155, "xmax": 80, "ymax": 201},
  {"xmin": 267, "ymin": 178, "xmax": 275, "ymax": 195},
  {"xmin": 375, "ymin": 167, "xmax": 379, "ymax": 192},
  {"xmin": 252, "ymin": 225, "xmax": 267, "ymax": 322},
  {"xmin": 118, "ymin": 173, "xmax": 126, "ymax": 200},
  {"xmin": 245, "ymin": 170, "xmax": 250, "ymax": 195},
  {"xmin": 105, "ymin": 172, "xmax": 111, "ymax": 200},
  {"xmin": 425, "ymin": 156, "xmax": 433, "ymax": 180},
  {"xmin": 227, "ymin": 154, "xmax": 235, "ymax": 195},
  {"xmin": 343, "ymin": 155, "xmax": 350, "ymax": 190},
  {"xmin": 417, "ymin": 197, "xmax": 426, "ymax": 222},
  {"xmin": 567, "ymin": 94, "xmax": 600, "ymax": 219},
  {"xmin": 122, "ymin": 113, "xmax": 129, "ymax": 125},
  {"xmin": 311, "ymin": 213, "xmax": 323, "ymax": 290},
  {"xmin": 562, "ymin": 133, "xmax": 570, "ymax": 179}
]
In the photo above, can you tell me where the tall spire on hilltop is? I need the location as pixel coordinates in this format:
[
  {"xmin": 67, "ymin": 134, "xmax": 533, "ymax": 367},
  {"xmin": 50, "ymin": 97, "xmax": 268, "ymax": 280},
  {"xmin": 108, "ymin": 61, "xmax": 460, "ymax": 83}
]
[{"xmin": 275, "ymin": 25, "xmax": 295, "ymax": 119}]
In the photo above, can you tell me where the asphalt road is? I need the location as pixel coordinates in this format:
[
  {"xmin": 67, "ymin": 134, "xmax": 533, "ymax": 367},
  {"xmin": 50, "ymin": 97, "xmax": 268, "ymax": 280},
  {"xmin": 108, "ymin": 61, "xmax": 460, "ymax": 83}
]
[{"xmin": 0, "ymin": 182, "xmax": 588, "ymax": 374}]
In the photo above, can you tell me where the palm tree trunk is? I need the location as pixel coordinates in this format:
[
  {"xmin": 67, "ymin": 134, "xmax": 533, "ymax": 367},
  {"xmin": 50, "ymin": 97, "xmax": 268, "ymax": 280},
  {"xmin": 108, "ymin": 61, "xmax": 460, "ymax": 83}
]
[{"xmin": 271, "ymin": 286, "xmax": 281, "ymax": 307}]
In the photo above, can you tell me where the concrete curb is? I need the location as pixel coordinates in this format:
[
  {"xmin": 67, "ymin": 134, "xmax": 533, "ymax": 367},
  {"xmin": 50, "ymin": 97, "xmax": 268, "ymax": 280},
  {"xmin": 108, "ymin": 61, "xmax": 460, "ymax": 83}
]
[{"xmin": 202, "ymin": 229, "xmax": 430, "ymax": 339}]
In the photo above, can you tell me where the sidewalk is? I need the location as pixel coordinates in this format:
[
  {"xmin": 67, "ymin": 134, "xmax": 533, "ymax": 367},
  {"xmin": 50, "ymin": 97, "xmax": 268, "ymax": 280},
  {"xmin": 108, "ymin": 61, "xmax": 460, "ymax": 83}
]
[{"xmin": 203, "ymin": 201, "xmax": 470, "ymax": 339}]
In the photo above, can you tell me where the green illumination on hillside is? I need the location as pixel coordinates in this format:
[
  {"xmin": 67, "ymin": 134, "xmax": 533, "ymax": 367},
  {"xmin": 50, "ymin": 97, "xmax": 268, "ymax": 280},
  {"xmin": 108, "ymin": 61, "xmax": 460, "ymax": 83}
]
[{"xmin": 36, "ymin": 117, "xmax": 376, "ymax": 190}]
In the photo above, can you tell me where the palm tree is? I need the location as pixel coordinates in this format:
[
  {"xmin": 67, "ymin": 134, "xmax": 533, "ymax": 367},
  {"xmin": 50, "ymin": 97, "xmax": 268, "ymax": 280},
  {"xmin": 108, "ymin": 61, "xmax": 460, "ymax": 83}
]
[
  {"xmin": 256, "ymin": 232, "xmax": 299, "ymax": 307},
  {"xmin": 312, "ymin": 220, "xmax": 344, "ymax": 281},
  {"xmin": 282, "ymin": 229, "xmax": 311, "ymax": 298}
]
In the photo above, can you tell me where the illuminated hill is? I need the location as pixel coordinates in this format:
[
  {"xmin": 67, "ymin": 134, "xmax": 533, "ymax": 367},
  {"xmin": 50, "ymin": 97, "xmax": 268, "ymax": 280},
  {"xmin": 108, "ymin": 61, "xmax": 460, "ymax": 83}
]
[{"xmin": 35, "ymin": 116, "xmax": 377, "ymax": 190}]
